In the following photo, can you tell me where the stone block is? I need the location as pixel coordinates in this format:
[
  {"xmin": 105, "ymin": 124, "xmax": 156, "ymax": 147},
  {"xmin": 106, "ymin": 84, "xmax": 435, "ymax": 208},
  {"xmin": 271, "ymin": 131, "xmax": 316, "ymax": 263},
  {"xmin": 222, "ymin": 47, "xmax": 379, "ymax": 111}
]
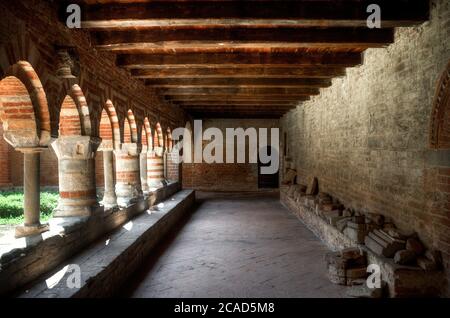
[
  {"xmin": 336, "ymin": 217, "xmax": 351, "ymax": 232},
  {"xmin": 346, "ymin": 282, "xmax": 386, "ymax": 298},
  {"xmin": 417, "ymin": 257, "xmax": 437, "ymax": 271},
  {"xmin": 394, "ymin": 249, "xmax": 416, "ymax": 265},
  {"xmin": 365, "ymin": 231, "xmax": 405, "ymax": 258},
  {"xmin": 344, "ymin": 226, "xmax": 366, "ymax": 244},
  {"xmin": 406, "ymin": 237, "xmax": 425, "ymax": 256}
]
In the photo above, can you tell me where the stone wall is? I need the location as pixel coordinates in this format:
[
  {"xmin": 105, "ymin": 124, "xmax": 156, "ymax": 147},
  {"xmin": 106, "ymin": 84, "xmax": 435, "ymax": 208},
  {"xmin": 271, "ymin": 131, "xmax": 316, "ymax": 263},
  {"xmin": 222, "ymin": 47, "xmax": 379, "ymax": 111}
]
[
  {"xmin": 182, "ymin": 118, "xmax": 279, "ymax": 192},
  {"xmin": 280, "ymin": 0, "xmax": 450, "ymax": 294}
]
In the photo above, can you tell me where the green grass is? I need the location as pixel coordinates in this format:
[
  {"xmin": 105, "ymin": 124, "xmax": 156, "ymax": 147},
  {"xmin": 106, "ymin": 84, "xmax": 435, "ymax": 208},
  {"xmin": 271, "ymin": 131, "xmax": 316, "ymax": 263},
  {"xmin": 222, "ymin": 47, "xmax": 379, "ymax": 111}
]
[{"xmin": 0, "ymin": 190, "xmax": 59, "ymax": 225}]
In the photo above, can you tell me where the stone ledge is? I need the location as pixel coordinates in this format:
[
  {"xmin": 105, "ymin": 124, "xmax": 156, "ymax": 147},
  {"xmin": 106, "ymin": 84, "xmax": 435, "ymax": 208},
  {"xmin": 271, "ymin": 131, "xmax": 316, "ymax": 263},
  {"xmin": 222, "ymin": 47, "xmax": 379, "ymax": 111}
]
[
  {"xmin": 0, "ymin": 181, "xmax": 181, "ymax": 296},
  {"xmin": 281, "ymin": 189, "xmax": 446, "ymax": 297},
  {"xmin": 17, "ymin": 189, "xmax": 195, "ymax": 298}
]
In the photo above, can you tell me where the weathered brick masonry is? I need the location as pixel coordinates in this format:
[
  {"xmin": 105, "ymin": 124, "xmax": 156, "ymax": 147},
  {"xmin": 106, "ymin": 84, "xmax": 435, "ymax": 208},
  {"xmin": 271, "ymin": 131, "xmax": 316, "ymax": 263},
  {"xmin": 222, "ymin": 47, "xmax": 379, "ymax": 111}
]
[
  {"xmin": 0, "ymin": 1, "xmax": 186, "ymax": 188},
  {"xmin": 182, "ymin": 118, "xmax": 279, "ymax": 192},
  {"xmin": 281, "ymin": 0, "xmax": 450, "ymax": 294},
  {"xmin": 0, "ymin": 1, "xmax": 185, "ymax": 145}
]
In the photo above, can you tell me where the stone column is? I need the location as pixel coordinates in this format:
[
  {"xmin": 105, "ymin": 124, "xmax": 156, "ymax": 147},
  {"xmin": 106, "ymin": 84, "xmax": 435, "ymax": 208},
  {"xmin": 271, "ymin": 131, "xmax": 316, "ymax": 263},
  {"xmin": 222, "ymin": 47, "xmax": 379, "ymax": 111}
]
[
  {"xmin": 140, "ymin": 151, "xmax": 149, "ymax": 194},
  {"xmin": 101, "ymin": 150, "xmax": 118, "ymax": 208},
  {"xmin": 114, "ymin": 143, "xmax": 143, "ymax": 207},
  {"xmin": 147, "ymin": 151, "xmax": 165, "ymax": 188},
  {"xmin": 51, "ymin": 136, "xmax": 101, "ymax": 217},
  {"xmin": 15, "ymin": 148, "xmax": 49, "ymax": 238}
]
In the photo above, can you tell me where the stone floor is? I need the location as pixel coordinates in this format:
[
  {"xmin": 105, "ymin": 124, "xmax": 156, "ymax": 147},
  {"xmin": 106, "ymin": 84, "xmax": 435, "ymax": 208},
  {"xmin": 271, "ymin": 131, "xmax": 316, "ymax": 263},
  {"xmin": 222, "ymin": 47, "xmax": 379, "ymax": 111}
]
[{"xmin": 124, "ymin": 192, "xmax": 347, "ymax": 298}]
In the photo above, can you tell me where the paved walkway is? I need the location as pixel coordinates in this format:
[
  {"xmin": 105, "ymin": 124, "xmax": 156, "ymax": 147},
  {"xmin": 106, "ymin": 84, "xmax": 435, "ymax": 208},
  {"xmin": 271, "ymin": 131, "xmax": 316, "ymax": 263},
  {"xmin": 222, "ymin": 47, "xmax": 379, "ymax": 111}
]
[{"xmin": 125, "ymin": 192, "xmax": 347, "ymax": 298}]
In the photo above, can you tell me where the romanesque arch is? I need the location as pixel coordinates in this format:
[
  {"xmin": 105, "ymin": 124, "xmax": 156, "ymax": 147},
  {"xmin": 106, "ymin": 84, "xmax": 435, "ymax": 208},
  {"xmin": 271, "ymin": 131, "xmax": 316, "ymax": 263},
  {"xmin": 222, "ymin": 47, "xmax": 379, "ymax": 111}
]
[
  {"xmin": 154, "ymin": 122, "xmax": 164, "ymax": 156},
  {"xmin": 0, "ymin": 61, "xmax": 50, "ymax": 147},
  {"xmin": 143, "ymin": 117, "xmax": 153, "ymax": 152},
  {"xmin": 166, "ymin": 127, "xmax": 173, "ymax": 152},
  {"xmin": 59, "ymin": 85, "xmax": 92, "ymax": 137},
  {"xmin": 430, "ymin": 61, "xmax": 450, "ymax": 149},
  {"xmin": 99, "ymin": 101, "xmax": 120, "ymax": 150}
]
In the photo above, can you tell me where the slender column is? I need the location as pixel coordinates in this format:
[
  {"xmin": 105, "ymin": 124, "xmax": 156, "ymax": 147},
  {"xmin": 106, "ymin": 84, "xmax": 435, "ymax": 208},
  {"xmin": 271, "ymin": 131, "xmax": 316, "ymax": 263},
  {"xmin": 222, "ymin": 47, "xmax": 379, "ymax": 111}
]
[
  {"xmin": 15, "ymin": 148, "xmax": 49, "ymax": 238},
  {"xmin": 51, "ymin": 136, "xmax": 101, "ymax": 217},
  {"xmin": 102, "ymin": 150, "xmax": 118, "ymax": 208},
  {"xmin": 114, "ymin": 143, "xmax": 143, "ymax": 207},
  {"xmin": 140, "ymin": 151, "xmax": 149, "ymax": 194}
]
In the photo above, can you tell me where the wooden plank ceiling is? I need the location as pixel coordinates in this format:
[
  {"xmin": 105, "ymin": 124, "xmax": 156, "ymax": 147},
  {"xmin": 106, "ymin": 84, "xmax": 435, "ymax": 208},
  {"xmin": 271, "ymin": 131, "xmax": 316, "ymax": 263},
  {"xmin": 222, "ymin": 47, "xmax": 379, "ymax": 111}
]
[{"xmin": 68, "ymin": 0, "xmax": 428, "ymax": 118}]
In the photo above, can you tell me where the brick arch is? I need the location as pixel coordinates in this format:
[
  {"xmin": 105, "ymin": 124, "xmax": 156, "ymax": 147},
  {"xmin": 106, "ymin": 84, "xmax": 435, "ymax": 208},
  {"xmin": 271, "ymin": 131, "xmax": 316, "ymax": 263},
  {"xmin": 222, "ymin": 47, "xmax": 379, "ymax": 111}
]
[
  {"xmin": 430, "ymin": 61, "xmax": 450, "ymax": 149},
  {"xmin": 59, "ymin": 95, "xmax": 82, "ymax": 136},
  {"xmin": 58, "ymin": 85, "xmax": 92, "ymax": 137},
  {"xmin": 0, "ymin": 62, "xmax": 51, "ymax": 147},
  {"xmin": 142, "ymin": 117, "xmax": 153, "ymax": 152},
  {"xmin": 0, "ymin": 31, "xmax": 53, "ymax": 145},
  {"xmin": 165, "ymin": 127, "xmax": 173, "ymax": 151},
  {"xmin": 99, "ymin": 100, "xmax": 120, "ymax": 150},
  {"xmin": 153, "ymin": 122, "xmax": 164, "ymax": 157},
  {"xmin": 122, "ymin": 109, "xmax": 137, "ymax": 144},
  {"xmin": 154, "ymin": 122, "xmax": 164, "ymax": 148}
]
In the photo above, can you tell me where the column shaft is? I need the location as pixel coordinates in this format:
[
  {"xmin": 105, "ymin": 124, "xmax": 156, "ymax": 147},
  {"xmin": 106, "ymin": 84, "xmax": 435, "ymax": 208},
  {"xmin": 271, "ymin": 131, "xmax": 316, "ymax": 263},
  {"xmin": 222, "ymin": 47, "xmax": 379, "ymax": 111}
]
[
  {"xmin": 23, "ymin": 152, "xmax": 40, "ymax": 226},
  {"xmin": 115, "ymin": 143, "xmax": 143, "ymax": 207},
  {"xmin": 51, "ymin": 136, "xmax": 100, "ymax": 217},
  {"xmin": 102, "ymin": 150, "xmax": 117, "ymax": 207},
  {"xmin": 147, "ymin": 153, "xmax": 165, "ymax": 188},
  {"xmin": 140, "ymin": 152, "xmax": 149, "ymax": 193}
]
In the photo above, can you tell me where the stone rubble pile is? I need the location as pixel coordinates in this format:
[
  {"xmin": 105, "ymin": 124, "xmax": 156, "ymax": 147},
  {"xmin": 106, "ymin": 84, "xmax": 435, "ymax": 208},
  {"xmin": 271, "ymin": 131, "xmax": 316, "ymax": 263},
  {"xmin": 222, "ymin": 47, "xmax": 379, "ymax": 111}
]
[
  {"xmin": 284, "ymin": 182, "xmax": 443, "ymax": 271},
  {"xmin": 325, "ymin": 247, "xmax": 386, "ymax": 298},
  {"xmin": 325, "ymin": 247, "xmax": 368, "ymax": 286}
]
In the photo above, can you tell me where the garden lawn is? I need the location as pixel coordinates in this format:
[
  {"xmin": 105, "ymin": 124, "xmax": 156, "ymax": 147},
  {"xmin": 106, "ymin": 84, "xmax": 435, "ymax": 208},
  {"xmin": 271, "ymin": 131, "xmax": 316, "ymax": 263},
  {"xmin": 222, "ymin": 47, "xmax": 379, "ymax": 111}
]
[{"xmin": 0, "ymin": 190, "xmax": 58, "ymax": 225}]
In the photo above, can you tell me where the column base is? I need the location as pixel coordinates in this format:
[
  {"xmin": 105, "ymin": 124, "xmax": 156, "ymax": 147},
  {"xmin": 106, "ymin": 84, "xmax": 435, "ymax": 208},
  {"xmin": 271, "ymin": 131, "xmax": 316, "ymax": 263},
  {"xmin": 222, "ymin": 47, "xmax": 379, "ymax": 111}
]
[
  {"xmin": 15, "ymin": 223, "xmax": 49, "ymax": 239},
  {"xmin": 148, "ymin": 179, "xmax": 168, "ymax": 190},
  {"xmin": 53, "ymin": 202, "xmax": 99, "ymax": 217},
  {"xmin": 101, "ymin": 193, "xmax": 118, "ymax": 209}
]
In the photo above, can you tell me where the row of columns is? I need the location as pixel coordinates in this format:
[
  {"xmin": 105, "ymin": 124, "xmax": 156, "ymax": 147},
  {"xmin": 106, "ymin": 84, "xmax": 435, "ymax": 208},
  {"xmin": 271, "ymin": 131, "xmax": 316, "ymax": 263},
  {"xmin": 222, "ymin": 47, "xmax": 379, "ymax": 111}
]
[{"xmin": 15, "ymin": 137, "xmax": 168, "ymax": 238}]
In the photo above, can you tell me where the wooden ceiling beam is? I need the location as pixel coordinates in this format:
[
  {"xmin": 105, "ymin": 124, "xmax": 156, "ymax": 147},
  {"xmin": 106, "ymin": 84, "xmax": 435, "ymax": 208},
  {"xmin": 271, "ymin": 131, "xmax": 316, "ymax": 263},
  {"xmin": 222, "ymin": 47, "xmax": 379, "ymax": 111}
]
[
  {"xmin": 174, "ymin": 101, "xmax": 298, "ymax": 106},
  {"xmin": 160, "ymin": 87, "xmax": 320, "ymax": 96},
  {"xmin": 75, "ymin": 1, "xmax": 429, "ymax": 29},
  {"xmin": 145, "ymin": 78, "xmax": 331, "ymax": 88},
  {"xmin": 92, "ymin": 28, "xmax": 394, "ymax": 53},
  {"xmin": 117, "ymin": 52, "xmax": 362, "ymax": 68},
  {"xmin": 131, "ymin": 67, "xmax": 346, "ymax": 79},
  {"xmin": 165, "ymin": 95, "xmax": 310, "ymax": 102}
]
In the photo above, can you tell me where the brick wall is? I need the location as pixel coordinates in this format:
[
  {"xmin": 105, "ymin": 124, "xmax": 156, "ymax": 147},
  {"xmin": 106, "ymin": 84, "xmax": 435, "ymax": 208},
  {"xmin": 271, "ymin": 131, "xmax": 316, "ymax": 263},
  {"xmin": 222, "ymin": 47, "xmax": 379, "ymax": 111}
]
[
  {"xmin": 166, "ymin": 151, "xmax": 180, "ymax": 182},
  {"xmin": 281, "ymin": 0, "xmax": 450, "ymax": 292},
  {"xmin": 0, "ymin": 1, "xmax": 186, "ymax": 143},
  {"xmin": 182, "ymin": 118, "xmax": 279, "ymax": 192}
]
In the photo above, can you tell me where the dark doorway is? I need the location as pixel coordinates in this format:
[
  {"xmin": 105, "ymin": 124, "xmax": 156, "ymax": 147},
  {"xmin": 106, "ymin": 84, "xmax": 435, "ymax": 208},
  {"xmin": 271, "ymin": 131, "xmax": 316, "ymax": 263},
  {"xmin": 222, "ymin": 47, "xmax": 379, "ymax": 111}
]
[{"xmin": 258, "ymin": 146, "xmax": 279, "ymax": 188}]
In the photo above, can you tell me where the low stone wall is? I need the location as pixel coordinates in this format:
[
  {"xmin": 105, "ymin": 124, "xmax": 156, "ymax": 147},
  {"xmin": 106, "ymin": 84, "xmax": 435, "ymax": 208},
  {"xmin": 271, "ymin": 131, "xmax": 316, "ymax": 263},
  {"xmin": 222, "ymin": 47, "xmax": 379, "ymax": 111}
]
[
  {"xmin": 281, "ymin": 187, "xmax": 447, "ymax": 297},
  {"xmin": 0, "ymin": 182, "xmax": 180, "ymax": 296},
  {"xmin": 18, "ymin": 189, "xmax": 195, "ymax": 298}
]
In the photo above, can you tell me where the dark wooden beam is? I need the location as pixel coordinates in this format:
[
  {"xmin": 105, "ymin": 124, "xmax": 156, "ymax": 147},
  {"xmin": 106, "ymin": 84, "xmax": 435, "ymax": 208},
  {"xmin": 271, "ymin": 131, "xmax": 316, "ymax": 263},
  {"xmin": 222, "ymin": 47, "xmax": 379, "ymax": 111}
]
[
  {"xmin": 179, "ymin": 105, "xmax": 295, "ymax": 109},
  {"xmin": 174, "ymin": 101, "xmax": 298, "ymax": 106},
  {"xmin": 92, "ymin": 28, "xmax": 394, "ymax": 52},
  {"xmin": 165, "ymin": 95, "xmax": 310, "ymax": 102},
  {"xmin": 131, "ymin": 67, "xmax": 346, "ymax": 79},
  {"xmin": 160, "ymin": 87, "xmax": 320, "ymax": 96},
  {"xmin": 146, "ymin": 78, "xmax": 331, "ymax": 88},
  {"xmin": 76, "ymin": 1, "xmax": 429, "ymax": 29},
  {"xmin": 117, "ymin": 52, "xmax": 362, "ymax": 68},
  {"xmin": 189, "ymin": 112, "xmax": 284, "ymax": 119}
]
